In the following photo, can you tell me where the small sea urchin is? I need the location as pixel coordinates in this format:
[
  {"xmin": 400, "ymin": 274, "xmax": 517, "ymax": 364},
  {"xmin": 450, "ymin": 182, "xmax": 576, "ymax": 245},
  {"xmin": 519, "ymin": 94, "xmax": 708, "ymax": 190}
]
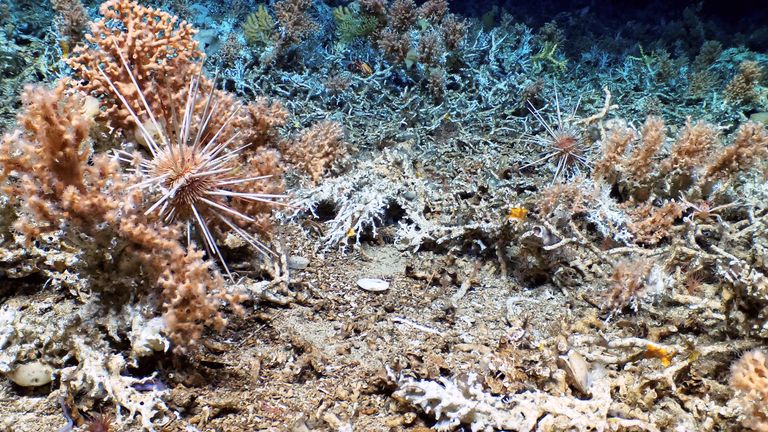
[
  {"xmin": 521, "ymin": 92, "xmax": 591, "ymax": 183},
  {"xmin": 100, "ymin": 43, "xmax": 285, "ymax": 278}
]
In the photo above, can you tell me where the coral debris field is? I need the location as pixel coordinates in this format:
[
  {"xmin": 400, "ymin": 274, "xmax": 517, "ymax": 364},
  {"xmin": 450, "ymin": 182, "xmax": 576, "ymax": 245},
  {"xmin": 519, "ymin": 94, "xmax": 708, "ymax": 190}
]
[{"xmin": 1, "ymin": 0, "xmax": 768, "ymax": 430}]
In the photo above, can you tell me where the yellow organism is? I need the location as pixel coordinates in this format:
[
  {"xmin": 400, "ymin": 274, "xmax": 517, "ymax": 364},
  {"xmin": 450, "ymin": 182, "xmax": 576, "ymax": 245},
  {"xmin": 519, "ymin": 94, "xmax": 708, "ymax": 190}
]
[{"xmin": 507, "ymin": 207, "xmax": 528, "ymax": 221}]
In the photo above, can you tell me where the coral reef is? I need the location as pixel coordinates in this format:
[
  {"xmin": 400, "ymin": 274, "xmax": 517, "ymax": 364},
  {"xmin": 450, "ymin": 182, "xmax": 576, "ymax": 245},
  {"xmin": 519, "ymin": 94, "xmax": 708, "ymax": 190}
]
[{"xmin": 2, "ymin": 0, "xmax": 768, "ymax": 430}]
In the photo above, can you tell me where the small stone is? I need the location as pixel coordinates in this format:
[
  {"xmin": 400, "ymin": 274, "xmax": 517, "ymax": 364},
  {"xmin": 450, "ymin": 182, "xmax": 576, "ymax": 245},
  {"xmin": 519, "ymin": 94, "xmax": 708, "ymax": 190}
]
[
  {"xmin": 402, "ymin": 190, "xmax": 417, "ymax": 200},
  {"xmin": 6, "ymin": 361, "xmax": 53, "ymax": 387},
  {"xmin": 357, "ymin": 278, "xmax": 389, "ymax": 292},
  {"xmin": 288, "ymin": 256, "xmax": 310, "ymax": 270},
  {"xmin": 750, "ymin": 112, "xmax": 768, "ymax": 125}
]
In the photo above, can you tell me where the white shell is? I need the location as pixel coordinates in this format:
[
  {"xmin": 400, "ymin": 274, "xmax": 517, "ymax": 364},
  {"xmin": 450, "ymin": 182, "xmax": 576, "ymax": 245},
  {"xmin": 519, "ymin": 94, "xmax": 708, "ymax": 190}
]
[
  {"xmin": 6, "ymin": 361, "xmax": 53, "ymax": 387},
  {"xmin": 357, "ymin": 278, "xmax": 390, "ymax": 292},
  {"xmin": 557, "ymin": 350, "xmax": 592, "ymax": 394}
]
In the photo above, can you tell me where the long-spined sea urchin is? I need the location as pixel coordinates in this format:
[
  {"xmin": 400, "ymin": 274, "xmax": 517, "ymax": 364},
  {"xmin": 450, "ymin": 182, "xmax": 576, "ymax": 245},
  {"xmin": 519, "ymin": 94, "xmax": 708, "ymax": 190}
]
[
  {"xmin": 521, "ymin": 91, "xmax": 591, "ymax": 183},
  {"xmin": 99, "ymin": 41, "xmax": 286, "ymax": 279}
]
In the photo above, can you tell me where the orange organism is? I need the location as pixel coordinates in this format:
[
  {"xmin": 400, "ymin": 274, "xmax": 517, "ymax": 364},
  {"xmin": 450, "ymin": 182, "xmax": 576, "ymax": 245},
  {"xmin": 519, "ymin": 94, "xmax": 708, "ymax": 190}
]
[
  {"xmin": 348, "ymin": 60, "xmax": 373, "ymax": 76},
  {"xmin": 507, "ymin": 207, "xmax": 528, "ymax": 221}
]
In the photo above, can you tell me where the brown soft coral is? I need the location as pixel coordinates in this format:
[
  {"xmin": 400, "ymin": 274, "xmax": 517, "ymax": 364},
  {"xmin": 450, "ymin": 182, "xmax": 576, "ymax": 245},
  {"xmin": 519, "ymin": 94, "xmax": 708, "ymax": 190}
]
[
  {"xmin": 417, "ymin": 0, "xmax": 448, "ymax": 25},
  {"xmin": 724, "ymin": 60, "xmax": 764, "ymax": 105},
  {"xmin": 273, "ymin": 0, "xmax": 318, "ymax": 45},
  {"xmin": 0, "ymin": 84, "xmax": 112, "ymax": 236},
  {"xmin": 704, "ymin": 121, "xmax": 768, "ymax": 182},
  {"xmin": 243, "ymin": 97, "xmax": 290, "ymax": 148},
  {"xmin": 0, "ymin": 84, "xmax": 239, "ymax": 347},
  {"xmin": 283, "ymin": 121, "xmax": 346, "ymax": 183},
  {"xmin": 51, "ymin": 0, "xmax": 89, "ymax": 46},
  {"xmin": 661, "ymin": 120, "xmax": 719, "ymax": 176},
  {"xmin": 604, "ymin": 258, "xmax": 656, "ymax": 311},
  {"xmin": 66, "ymin": 0, "xmax": 202, "ymax": 133},
  {"xmin": 730, "ymin": 350, "xmax": 768, "ymax": 431},
  {"xmin": 624, "ymin": 200, "xmax": 683, "ymax": 245}
]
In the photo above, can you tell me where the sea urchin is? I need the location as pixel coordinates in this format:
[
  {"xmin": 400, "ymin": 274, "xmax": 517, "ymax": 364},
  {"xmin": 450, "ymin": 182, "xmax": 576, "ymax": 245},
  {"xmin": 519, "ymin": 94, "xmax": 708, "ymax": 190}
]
[
  {"xmin": 521, "ymin": 91, "xmax": 591, "ymax": 183},
  {"xmin": 100, "ymin": 42, "xmax": 285, "ymax": 278}
]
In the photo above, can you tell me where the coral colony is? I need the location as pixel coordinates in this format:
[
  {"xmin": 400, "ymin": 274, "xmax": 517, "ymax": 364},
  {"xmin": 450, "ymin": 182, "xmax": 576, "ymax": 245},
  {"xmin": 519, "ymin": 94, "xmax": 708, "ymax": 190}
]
[{"xmin": 1, "ymin": 0, "xmax": 768, "ymax": 430}]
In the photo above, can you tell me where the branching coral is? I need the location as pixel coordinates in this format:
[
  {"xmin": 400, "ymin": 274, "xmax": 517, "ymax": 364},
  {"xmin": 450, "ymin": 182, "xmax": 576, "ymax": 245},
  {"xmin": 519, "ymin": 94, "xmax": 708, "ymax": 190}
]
[
  {"xmin": 704, "ymin": 121, "xmax": 768, "ymax": 182},
  {"xmin": 51, "ymin": 0, "xmax": 89, "ymax": 47},
  {"xmin": 373, "ymin": 0, "xmax": 466, "ymax": 76},
  {"xmin": 0, "ymin": 83, "xmax": 112, "ymax": 239},
  {"xmin": 283, "ymin": 120, "xmax": 345, "ymax": 184},
  {"xmin": 603, "ymin": 257, "xmax": 664, "ymax": 312},
  {"xmin": 394, "ymin": 370, "xmax": 659, "ymax": 432},
  {"xmin": 66, "ymin": 0, "xmax": 202, "ymax": 133},
  {"xmin": 273, "ymin": 0, "xmax": 318, "ymax": 45},
  {"xmin": 593, "ymin": 116, "xmax": 767, "ymax": 202},
  {"xmin": 730, "ymin": 349, "xmax": 768, "ymax": 431},
  {"xmin": 724, "ymin": 60, "xmax": 764, "ymax": 105},
  {"xmin": 0, "ymin": 83, "xmax": 240, "ymax": 347}
]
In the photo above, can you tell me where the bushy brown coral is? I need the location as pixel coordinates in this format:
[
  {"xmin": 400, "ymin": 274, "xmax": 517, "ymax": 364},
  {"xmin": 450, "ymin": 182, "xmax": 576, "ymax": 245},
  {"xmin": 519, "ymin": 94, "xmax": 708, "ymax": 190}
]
[
  {"xmin": 536, "ymin": 177, "xmax": 594, "ymax": 220},
  {"xmin": 378, "ymin": 27, "xmax": 411, "ymax": 63},
  {"xmin": 0, "ymin": 84, "xmax": 107, "ymax": 235},
  {"xmin": 0, "ymin": 84, "xmax": 239, "ymax": 347},
  {"xmin": 360, "ymin": 0, "xmax": 387, "ymax": 16},
  {"xmin": 625, "ymin": 200, "xmax": 683, "ymax": 245},
  {"xmin": 730, "ymin": 350, "xmax": 768, "ymax": 431},
  {"xmin": 440, "ymin": 15, "xmax": 467, "ymax": 51},
  {"xmin": 625, "ymin": 116, "xmax": 665, "ymax": 182},
  {"xmin": 427, "ymin": 67, "xmax": 446, "ymax": 100},
  {"xmin": 604, "ymin": 258, "xmax": 657, "ymax": 311},
  {"xmin": 692, "ymin": 40, "xmax": 722, "ymax": 71},
  {"xmin": 417, "ymin": 0, "xmax": 448, "ymax": 25},
  {"xmin": 66, "ymin": 0, "xmax": 202, "ymax": 133},
  {"xmin": 704, "ymin": 121, "xmax": 768, "ymax": 182},
  {"xmin": 661, "ymin": 120, "xmax": 719, "ymax": 176},
  {"xmin": 231, "ymin": 149, "xmax": 286, "ymax": 235},
  {"xmin": 243, "ymin": 97, "xmax": 290, "ymax": 148},
  {"xmin": 389, "ymin": 0, "xmax": 417, "ymax": 32},
  {"xmin": 274, "ymin": 0, "xmax": 318, "ymax": 45},
  {"xmin": 51, "ymin": 0, "xmax": 89, "ymax": 46},
  {"xmin": 593, "ymin": 121, "xmax": 636, "ymax": 184},
  {"xmin": 283, "ymin": 121, "xmax": 346, "ymax": 183},
  {"xmin": 417, "ymin": 31, "xmax": 444, "ymax": 67},
  {"xmin": 371, "ymin": 0, "xmax": 465, "ymax": 69},
  {"xmin": 595, "ymin": 116, "xmax": 767, "ymax": 198},
  {"xmin": 725, "ymin": 60, "xmax": 764, "ymax": 105}
]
